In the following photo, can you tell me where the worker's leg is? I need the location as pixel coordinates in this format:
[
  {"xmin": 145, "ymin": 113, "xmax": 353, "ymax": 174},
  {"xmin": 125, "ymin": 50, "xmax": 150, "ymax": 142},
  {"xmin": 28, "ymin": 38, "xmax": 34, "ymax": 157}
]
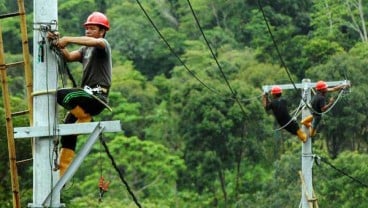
[
  {"xmin": 59, "ymin": 147, "xmax": 75, "ymax": 177},
  {"xmin": 285, "ymin": 121, "xmax": 307, "ymax": 143},
  {"xmin": 58, "ymin": 113, "xmax": 77, "ymax": 177},
  {"xmin": 70, "ymin": 105, "xmax": 92, "ymax": 123},
  {"xmin": 56, "ymin": 89, "xmax": 107, "ymax": 176},
  {"xmin": 57, "ymin": 88, "xmax": 93, "ymax": 123},
  {"xmin": 310, "ymin": 116, "xmax": 321, "ymax": 137}
]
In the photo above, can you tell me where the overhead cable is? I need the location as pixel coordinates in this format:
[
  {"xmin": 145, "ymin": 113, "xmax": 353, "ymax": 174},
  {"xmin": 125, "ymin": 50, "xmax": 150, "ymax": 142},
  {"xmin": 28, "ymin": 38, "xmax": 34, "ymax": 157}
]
[
  {"xmin": 99, "ymin": 136, "xmax": 142, "ymax": 208},
  {"xmin": 316, "ymin": 155, "xmax": 368, "ymax": 189},
  {"xmin": 256, "ymin": 0, "xmax": 299, "ymax": 92},
  {"xmin": 186, "ymin": 0, "xmax": 248, "ymax": 116},
  {"xmin": 135, "ymin": 0, "xmax": 220, "ymax": 96}
]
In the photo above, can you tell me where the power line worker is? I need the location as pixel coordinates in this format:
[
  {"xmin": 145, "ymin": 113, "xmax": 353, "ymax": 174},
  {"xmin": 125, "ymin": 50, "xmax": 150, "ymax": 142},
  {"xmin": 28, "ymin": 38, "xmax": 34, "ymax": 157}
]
[
  {"xmin": 49, "ymin": 12, "xmax": 112, "ymax": 177},
  {"xmin": 301, "ymin": 80, "xmax": 348, "ymax": 137},
  {"xmin": 262, "ymin": 86, "xmax": 307, "ymax": 143}
]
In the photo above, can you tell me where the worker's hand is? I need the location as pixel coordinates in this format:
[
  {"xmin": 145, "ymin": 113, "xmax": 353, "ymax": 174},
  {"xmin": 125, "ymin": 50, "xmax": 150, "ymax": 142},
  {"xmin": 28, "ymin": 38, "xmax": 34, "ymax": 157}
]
[
  {"xmin": 55, "ymin": 37, "xmax": 68, "ymax": 49},
  {"xmin": 47, "ymin": 32, "xmax": 60, "ymax": 47},
  {"xmin": 344, "ymin": 83, "xmax": 351, "ymax": 89},
  {"xmin": 328, "ymin": 97, "xmax": 335, "ymax": 104},
  {"xmin": 339, "ymin": 82, "xmax": 351, "ymax": 90},
  {"xmin": 47, "ymin": 31, "xmax": 59, "ymax": 40}
]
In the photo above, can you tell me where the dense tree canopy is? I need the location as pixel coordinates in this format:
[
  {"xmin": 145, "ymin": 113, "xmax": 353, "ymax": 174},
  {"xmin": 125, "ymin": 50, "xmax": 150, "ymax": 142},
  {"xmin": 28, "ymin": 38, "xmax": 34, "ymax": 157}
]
[{"xmin": 1, "ymin": 0, "xmax": 368, "ymax": 207}]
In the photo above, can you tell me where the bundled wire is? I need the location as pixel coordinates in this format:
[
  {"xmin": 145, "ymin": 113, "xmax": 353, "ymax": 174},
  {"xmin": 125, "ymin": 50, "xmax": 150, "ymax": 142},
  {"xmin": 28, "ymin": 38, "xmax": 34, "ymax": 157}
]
[{"xmin": 49, "ymin": 41, "xmax": 77, "ymax": 87}]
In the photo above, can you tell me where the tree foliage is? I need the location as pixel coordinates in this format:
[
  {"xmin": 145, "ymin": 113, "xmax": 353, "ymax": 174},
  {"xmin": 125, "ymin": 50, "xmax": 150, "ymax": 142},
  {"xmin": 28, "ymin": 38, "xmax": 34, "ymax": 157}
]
[{"xmin": 0, "ymin": 0, "xmax": 368, "ymax": 207}]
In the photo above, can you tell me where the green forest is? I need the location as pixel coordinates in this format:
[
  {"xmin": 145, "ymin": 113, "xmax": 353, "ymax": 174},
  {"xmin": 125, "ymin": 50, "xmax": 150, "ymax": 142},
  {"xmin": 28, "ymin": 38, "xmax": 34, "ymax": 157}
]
[{"xmin": 1, "ymin": 0, "xmax": 368, "ymax": 207}]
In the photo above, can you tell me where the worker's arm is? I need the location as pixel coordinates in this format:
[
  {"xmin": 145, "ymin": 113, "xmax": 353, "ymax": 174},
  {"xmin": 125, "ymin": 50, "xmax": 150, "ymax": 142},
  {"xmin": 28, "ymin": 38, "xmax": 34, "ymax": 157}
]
[
  {"xmin": 59, "ymin": 48, "xmax": 82, "ymax": 62},
  {"xmin": 47, "ymin": 32, "xmax": 106, "ymax": 62},
  {"xmin": 262, "ymin": 93, "xmax": 269, "ymax": 108},
  {"xmin": 321, "ymin": 97, "xmax": 334, "ymax": 112},
  {"xmin": 57, "ymin": 36, "xmax": 106, "ymax": 49},
  {"xmin": 57, "ymin": 36, "xmax": 106, "ymax": 62},
  {"xmin": 327, "ymin": 83, "xmax": 350, "ymax": 92}
]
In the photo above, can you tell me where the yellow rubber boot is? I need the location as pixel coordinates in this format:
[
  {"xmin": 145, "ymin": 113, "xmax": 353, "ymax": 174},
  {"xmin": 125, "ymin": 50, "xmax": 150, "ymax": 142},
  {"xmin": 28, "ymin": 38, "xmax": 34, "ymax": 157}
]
[
  {"xmin": 310, "ymin": 127, "xmax": 317, "ymax": 137},
  {"xmin": 301, "ymin": 115, "xmax": 313, "ymax": 128},
  {"xmin": 59, "ymin": 148, "xmax": 75, "ymax": 177},
  {"xmin": 296, "ymin": 129, "xmax": 307, "ymax": 143},
  {"xmin": 70, "ymin": 105, "xmax": 92, "ymax": 123}
]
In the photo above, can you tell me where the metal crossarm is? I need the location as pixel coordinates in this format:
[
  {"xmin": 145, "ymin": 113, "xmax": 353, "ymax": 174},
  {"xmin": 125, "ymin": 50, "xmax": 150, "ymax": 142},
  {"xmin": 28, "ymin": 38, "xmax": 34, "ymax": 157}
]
[
  {"xmin": 14, "ymin": 120, "xmax": 122, "ymax": 139},
  {"xmin": 262, "ymin": 80, "xmax": 350, "ymax": 93}
]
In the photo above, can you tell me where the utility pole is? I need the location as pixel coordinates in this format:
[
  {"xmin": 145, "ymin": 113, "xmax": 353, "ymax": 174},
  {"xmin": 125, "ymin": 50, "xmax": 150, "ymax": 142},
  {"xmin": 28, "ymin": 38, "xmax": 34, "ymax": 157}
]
[
  {"xmin": 30, "ymin": 0, "xmax": 60, "ymax": 207},
  {"xmin": 262, "ymin": 78, "xmax": 349, "ymax": 208},
  {"xmin": 300, "ymin": 79, "xmax": 315, "ymax": 208}
]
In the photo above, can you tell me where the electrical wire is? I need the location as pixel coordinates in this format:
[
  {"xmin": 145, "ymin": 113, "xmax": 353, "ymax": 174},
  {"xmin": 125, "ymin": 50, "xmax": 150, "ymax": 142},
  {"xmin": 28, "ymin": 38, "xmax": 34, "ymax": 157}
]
[
  {"xmin": 135, "ymin": 0, "xmax": 220, "ymax": 96},
  {"xmin": 316, "ymin": 155, "xmax": 368, "ymax": 189},
  {"xmin": 49, "ymin": 39, "xmax": 77, "ymax": 88},
  {"xmin": 317, "ymin": 88, "xmax": 345, "ymax": 115},
  {"xmin": 135, "ymin": 0, "xmax": 261, "ymax": 104},
  {"xmin": 256, "ymin": 0, "xmax": 299, "ymax": 92},
  {"xmin": 186, "ymin": 0, "xmax": 248, "ymax": 116},
  {"xmin": 99, "ymin": 136, "xmax": 142, "ymax": 208}
]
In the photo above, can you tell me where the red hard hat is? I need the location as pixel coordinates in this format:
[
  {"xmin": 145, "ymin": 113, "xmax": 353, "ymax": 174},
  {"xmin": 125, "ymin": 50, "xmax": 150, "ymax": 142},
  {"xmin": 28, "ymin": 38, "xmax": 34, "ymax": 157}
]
[
  {"xmin": 271, "ymin": 86, "xmax": 282, "ymax": 95},
  {"xmin": 315, "ymin": 81, "xmax": 328, "ymax": 91},
  {"xmin": 84, "ymin": 12, "xmax": 110, "ymax": 30}
]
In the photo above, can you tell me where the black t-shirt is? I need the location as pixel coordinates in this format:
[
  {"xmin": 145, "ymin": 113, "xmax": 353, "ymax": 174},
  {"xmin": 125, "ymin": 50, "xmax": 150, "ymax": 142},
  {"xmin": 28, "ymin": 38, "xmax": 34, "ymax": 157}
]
[
  {"xmin": 311, "ymin": 92, "xmax": 326, "ymax": 116},
  {"xmin": 266, "ymin": 98, "xmax": 292, "ymax": 126},
  {"xmin": 265, "ymin": 97, "xmax": 299, "ymax": 135}
]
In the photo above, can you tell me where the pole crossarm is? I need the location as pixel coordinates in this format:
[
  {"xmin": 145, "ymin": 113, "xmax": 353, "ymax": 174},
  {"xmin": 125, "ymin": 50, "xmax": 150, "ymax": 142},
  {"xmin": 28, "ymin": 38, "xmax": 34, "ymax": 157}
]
[
  {"xmin": 14, "ymin": 120, "xmax": 122, "ymax": 139},
  {"xmin": 262, "ymin": 80, "xmax": 350, "ymax": 93}
]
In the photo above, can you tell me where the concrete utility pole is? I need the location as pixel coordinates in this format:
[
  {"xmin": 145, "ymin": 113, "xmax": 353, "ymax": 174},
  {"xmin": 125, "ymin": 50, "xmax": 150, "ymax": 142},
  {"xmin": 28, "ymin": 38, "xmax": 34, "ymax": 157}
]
[
  {"xmin": 30, "ymin": 0, "xmax": 60, "ymax": 207},
  {"xmin": 262, "ymin": 78, "xmax": 349, "ymax": 208}
]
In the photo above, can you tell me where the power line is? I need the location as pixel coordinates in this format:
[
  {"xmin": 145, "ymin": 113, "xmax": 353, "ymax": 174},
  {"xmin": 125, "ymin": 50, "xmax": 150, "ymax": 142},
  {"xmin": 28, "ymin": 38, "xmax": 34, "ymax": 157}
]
[
  {"xmin": 186, "ymin": 0, "xmax": 248, "ymax": 116},
  {"xmin": 315, "ymin": 155, "xmax": 368, "ymax": 189},
  {"xmin": 135, "ymin": 0, "xmax": 262, "ymax": 105},
  {"xmin": 256, "ymin": 0, "xmax": 299, "ymax": 92},
  {"xmin": 135, "ymin": 0, "xmax": 220, "ymax": 96},
  {"xmin": 99, "ymin": 136, "xmax": 142, "ymax": 208}
]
